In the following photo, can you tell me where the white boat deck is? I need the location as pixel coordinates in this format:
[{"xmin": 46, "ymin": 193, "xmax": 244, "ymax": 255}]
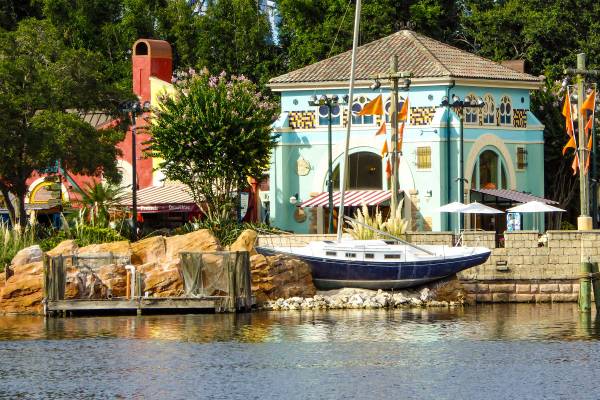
[{"xmin": 267, "ymin": 239, "xmax": 489, "ymax": 263}]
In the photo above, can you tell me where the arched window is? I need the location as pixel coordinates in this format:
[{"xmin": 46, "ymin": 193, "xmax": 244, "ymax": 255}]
[
  {"xmin": 332, "ymin": 151, "xmax": 382, "ymax": 190},
  {"xmin": 351, "ymin": 96, "xmax": 375, "ymax": 125},
  {"xmin": 464, "ymin": 92, "xmax": 478, "ymax": 124},
  {"xmin": 500, "ymin": 95, "xmax": 512, "ymax": 125},
  {"xmin": 470, "ymin": 149, "xmax": 508, "ymax": 190},
  {"xmin": 384, "ymin": 96, "xmax": 405, "ymax": 123},
  {"xmin": 483, "ymin": 94, "xmax": 495, "ymax": 125},
  {"xmin": 318, "ymin": 103, "xmax": 341, "ymax": 126}
]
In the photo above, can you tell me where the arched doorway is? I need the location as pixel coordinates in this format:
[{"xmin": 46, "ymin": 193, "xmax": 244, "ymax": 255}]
[
  {"xmin": 469, "ymin": 148, "xmax": 508, "ymax": 232},
  {"xmin": 470, "ymin": 149, "xmax": 508, "ymax": 190},
  {"xmin": 331, "ymin": 151, "xmax": 382, "ymax": 190}
]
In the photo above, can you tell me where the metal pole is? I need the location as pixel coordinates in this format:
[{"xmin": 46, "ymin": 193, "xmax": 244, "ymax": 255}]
[
  {"xmin": 131, "ymin": 112, "xmax": 138, "ymax": 242},
  {"xmin": 592, "ymin": 98, "xmax": 598, "ymax": 228},
  {"xmin": 577, "ymin": 53, "xmax": 590, "ymax": 222},
  {"xmin": 458, "ymin": 113, "xmax": 464, "ymax": 231},
  {"xmin": 390, "ymin": 55, "xmax": 399, "ymax": 218},
  {"xmin": 327, "ymin": 104, "xmax": 334, "ymax": 233},
  {"xmin": 336, "ymin": 0, "xmax": 361, "ymax": 242}
]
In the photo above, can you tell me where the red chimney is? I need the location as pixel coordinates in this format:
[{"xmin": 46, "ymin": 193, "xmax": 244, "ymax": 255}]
[{"xmin": 132, "ymin": 39, "xmax": 173, "ymax": 102}]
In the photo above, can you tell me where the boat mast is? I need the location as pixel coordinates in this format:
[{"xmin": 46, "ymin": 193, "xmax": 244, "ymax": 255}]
[{"xmin": 336, "ymin": 0, "xmax": 361, "ymax": 242}]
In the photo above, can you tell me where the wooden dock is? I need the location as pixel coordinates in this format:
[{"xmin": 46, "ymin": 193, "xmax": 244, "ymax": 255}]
[
  {"xmin": 43, "ymin": 251, "xmax": 254, "ymax": 316},
  {"xmin": 45, "ymin": 296, "xmax": 234, "ymax": 316}
]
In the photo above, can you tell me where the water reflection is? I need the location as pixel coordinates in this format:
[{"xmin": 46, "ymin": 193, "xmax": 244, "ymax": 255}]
[{"xmin": 1, "ymin": 303, "xmax": 599, "ymax": 343}]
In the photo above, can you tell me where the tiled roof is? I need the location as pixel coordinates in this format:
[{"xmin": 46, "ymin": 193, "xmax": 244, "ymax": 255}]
[
  {"xmin": 270, "ymin": 30, "xmax": 539, "ymax": 85},
  {"xmin": 121, "ymin": 184, "xmax": 197, "ymax": 206}
]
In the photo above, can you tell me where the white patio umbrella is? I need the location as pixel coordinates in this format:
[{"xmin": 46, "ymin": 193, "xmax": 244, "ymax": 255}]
[
  {"xmin": 460, "ymin": 202, "xmax": 503, "ymax": 230},
  {"xmin": 506, "ymin": 201, "xmax": 565, "ymax": 231},
  {"xmin": 437, "ymin": 202, "xmax": 468, "ymax": 234},
  {"xmin": 436, "ymin": 201, "xmax": 468, "ymax": 212}
]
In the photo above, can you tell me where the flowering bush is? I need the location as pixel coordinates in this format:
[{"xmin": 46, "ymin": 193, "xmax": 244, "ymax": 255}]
[{"xmin": 150, "ymin": 70, "xmax": 278, "ymax": 222}]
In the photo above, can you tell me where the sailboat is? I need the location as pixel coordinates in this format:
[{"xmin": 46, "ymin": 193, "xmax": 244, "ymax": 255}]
[{"xmin": 256, "ymin": 0, "xmax": 491, "ymax": 290}]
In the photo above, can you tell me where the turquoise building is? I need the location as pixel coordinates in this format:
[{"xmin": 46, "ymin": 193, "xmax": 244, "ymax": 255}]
[{"xmin": 266, "ymin": 30, "xmax": 546, "ymax": 233}]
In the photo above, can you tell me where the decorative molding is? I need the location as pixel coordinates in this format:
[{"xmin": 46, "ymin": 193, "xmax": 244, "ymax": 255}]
[
  {"xmin": 288, "ymin": 111, "xmax": 316, "ymax": 129},
  {"xmin": 410, "ymin": 107, "xmax": 436, "ymax": 126},
  {"xmin": 465, "ymin": 133, "xmax": 517, "ymax": 190},
  {"xmin": 513, "ymin": 109, "xmax": 527, "ymax": 128}
]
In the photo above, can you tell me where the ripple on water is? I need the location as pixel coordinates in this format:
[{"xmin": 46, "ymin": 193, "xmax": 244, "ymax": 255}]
[{"xmin": 1, "ymin": 303, "xmax": 600, "ymax": 399}]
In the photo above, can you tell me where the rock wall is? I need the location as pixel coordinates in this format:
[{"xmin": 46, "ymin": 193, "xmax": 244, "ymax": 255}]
[{"xmin": 0, "ymin": 228, "xmax": 319, "ymax": 314}]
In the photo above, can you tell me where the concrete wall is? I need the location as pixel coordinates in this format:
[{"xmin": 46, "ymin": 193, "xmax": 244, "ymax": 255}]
[{"xmin": 258, "ymin": 231, "xmax": 599, "ymax": 303}]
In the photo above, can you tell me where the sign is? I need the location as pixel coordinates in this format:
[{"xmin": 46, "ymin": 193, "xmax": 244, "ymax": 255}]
[
  {"xmin": 240, "ymin": 192, "xmax": 249, "ymax": 220},
  {"xmin": 507, "ymin": 212, "xmax": 521, "ymax": 232},
  {"xmin": 135, "ymin": 203, "xmax": 200, "ymax": 214}
]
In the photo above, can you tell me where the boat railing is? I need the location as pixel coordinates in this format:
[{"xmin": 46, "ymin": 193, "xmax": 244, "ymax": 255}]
[
  {"xmin": 343, "ymin": 216, "xmax": 435, "ymax": 256},
  {"xmin": 254, "ymin": 228, "xmax": 318, "ymax": 255}
]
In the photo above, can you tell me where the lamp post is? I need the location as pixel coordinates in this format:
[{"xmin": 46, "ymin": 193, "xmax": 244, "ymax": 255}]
[
  {"xmin": 309, "ymin": 94, "xmax": 347, "ymax": 234},
  {"xmin": 441, "ymin": 95, "xmax": 485, "ymax": 231},
  {"xmin": 120, "ymin": 100, "xmax": 151, "ymax": 241}
]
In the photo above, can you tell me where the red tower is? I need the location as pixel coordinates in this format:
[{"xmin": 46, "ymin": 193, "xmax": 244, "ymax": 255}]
[{"xmin": 132, "ymin": 39, "xmax": 173, "ymax": 102}]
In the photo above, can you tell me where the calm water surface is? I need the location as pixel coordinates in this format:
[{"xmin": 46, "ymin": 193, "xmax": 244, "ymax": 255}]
[{"xmin": 1, "ymin": 303, "xmax": 600, "ymax": 399}]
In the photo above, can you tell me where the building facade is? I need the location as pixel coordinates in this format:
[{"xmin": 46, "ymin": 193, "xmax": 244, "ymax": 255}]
[{"xmin": 267, "ymin": 30, "xmax": 545, "ymax": 233}]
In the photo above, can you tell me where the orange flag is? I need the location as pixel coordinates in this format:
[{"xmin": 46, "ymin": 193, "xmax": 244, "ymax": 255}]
[
  {"xmin": 375, "ymin": 123, "xmax": 386, "ymax": 136},
  {"xmin": 572, "ymin": 153, "xmax": 579, "ymax": 175},
  {"xmin": 397, "ymin": 122, "xmax": 405, "ymax": 152},
  {"xmin": 398, "ymin": 98, "xmax": 409, "ymax": 121},
  {"xmin": 381, "ymin": 140, "xmax": 389, "ymax": 157},
  {"xmin": 562, "ymin": 136, "xmax": 576, "ymax": 155},
  {"xmin": 585, "ymin": 135, "xmax": 593, "ymax": 174},
  {"xmin": 385, "ymin": 158, "xmax": 392, "ymax": 179},
  {"xmin": 562, "ymin": 91, "xmax": 574, "ymax": 137},
  {"xmin": 358, "ymin": 94, "xmax": 384, "ymax": 116},
  {"xmin": 581, "ymin": 89, "xmax": 596, "ymax": 114}
]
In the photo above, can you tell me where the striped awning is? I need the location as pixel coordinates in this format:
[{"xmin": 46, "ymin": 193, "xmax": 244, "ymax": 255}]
[
  {"xmin": 300, "ymin": 190, "xmax": 394, "ymax": 208},
  {"xmin": 121, "ymin": 185, "xmax": 200, "ymax": 213}
]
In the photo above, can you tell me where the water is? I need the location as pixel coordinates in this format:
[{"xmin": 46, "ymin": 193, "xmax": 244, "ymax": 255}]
[{"xmin": 1, "ymin": 304, "xmax": 600, "ymax": 399}]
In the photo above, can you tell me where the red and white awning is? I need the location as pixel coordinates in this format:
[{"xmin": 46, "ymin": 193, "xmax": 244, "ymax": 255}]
[
  {"xmin": 300, "ymin": 190, "xmax": 394, "ymax": 208},
  {"xmin": 121, "ymin": 185, "xmax": 200, "ymax": 214}
]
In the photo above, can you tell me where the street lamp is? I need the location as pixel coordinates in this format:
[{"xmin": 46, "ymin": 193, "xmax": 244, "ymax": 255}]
[
  {"xmin": 120, "ymin": 100, "xmax": 151, "ymax": 241},
  {"xmin": 309, "ymin": 94, "xmax": 348, "ymax": 233},
  {"xmin": 440, "ymin": 95, "xmax": 485, "ymax": 231}
]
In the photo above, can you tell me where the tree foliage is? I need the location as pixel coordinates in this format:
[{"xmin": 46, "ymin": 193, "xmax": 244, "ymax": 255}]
[
  {"xmin": 149, "ymin": 71, "xmax": 279, "ymax": 222},
  {"xmin": 0, "ymin": 19, "xmax": 125, "ymax": 227}
]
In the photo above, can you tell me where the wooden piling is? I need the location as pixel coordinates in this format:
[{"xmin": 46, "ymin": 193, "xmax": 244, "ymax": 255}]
[
  {"xmin": 591, "ymin": 262, "xmax": 600, "ymax": 313},
  {"xmin": 579, "ymin": 261, "xmax": 592, "ymax": 312}
]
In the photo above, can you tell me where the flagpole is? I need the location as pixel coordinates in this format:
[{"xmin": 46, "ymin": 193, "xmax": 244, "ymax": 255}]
[
  {"xmin": 336, "ymin": 0, "xmax": 361, "ymax": 242},
  {"xmin": 591, "ymin": 83, "xmax": 597, "ymax": 228},
  {"xmin": 576, "ymin": 53, "xmax": 592, "ymax": 229}
]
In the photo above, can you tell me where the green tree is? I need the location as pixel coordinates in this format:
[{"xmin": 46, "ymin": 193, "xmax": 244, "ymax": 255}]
[
  {"xmin": 0, "ymin": 19, "xmax": 126, "ymax": 227},
  {"xmin": 149, "ymin": 71, "xmax": 278, "ymax": 222},
  {"xmin": 196, "ymin": 0, "xmax": 280, "ymax": 85}
]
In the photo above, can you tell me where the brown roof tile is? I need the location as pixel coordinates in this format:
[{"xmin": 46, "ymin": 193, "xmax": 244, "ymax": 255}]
[{"xmin": 270, "ymin": 30, "xmax": 539, "ymax": 84}]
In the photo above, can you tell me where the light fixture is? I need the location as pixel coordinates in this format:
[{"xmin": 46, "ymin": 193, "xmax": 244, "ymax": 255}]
[
  {"xmin": 332, "ymin": 94, "xmax": 339, "ymax": 103},
  {"xmin": 289, "ymin": 193, "xmax": 299, "ymax": 205},
  {"xmin": 369, "ymin": 79, "xmax": 381, "ymax": 91},
  {"xmin": 476, "ymin": 97, "xmax": 485, "ymax": 107},
  {"xmin": 343, "ymin": 94, "xmax": 349, "ymax": 103},
  {"xmin": 452, "ymin": 94, "xmax": 460, "ymax": 105},
  {"xmin": 400, "ymin": 78, "xmax": 411, "ymax": 90},
  {"xmin": 320, "ymin": 94, "xmax": 327, "ymax": 102},
  {"xmin": 463, "ymin": 96, "xmax": 472, "ymax": 106},
  {"xmin": 309, "ymin": 94, "xmax": 318, "ymax": 103},
  {"xmin": 441, "ymin": 96, "xmax": 449, "ymax": 106}
]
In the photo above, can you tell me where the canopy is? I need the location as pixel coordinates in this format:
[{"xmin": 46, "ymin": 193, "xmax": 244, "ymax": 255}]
[
  {"xmin": 437, "ymin": 202, "xmax": 468, "ymax": 212},
  {"xmin": 460, "ymin": 201, "xmax": 503, "ymax": 214},
  {"xmin": 300, "ymin": 190, "xmax": 393, "ymax": 208},
  {"xmin": 506, "ymin": 201, "xmax": 565, "ymax": 213}
]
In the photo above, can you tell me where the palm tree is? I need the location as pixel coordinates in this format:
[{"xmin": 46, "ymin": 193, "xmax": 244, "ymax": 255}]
[{"xmin": 75, "ymin": 182, "xmax": 128, "ymax": 227}]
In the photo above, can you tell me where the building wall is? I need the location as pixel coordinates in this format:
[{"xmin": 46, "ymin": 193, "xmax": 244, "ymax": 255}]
[{"xmin": 270, "ymin": 84, "xmax": 544, "ymax": 233}]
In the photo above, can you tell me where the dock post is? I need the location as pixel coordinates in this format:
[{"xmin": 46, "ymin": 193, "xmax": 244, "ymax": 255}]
[
  {"xmin": 579, "ymin": 261, "xmax": 592, "ymax": 312},
  {"xmin": 591, "ymin": 262, "xmax": 600, "ymax": 312}
]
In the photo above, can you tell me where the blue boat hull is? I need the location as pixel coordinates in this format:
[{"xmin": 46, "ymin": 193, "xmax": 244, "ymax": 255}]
[{"xmin": 256, "ymin": 247, "xmax": 491, "ymax": 290}]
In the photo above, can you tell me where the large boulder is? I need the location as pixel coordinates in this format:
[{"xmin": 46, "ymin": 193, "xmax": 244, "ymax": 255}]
[
  {"xmin": 131, "ymin": 236, "xmax": 166, "ymax": 265},
  {"xmin": 142, "ymin": 261, "xmax": 184, "ymax": 297},
  {"xmin": 228, "ymin": 229, "xmax": 258, "ymax": 255},
  {"xmin": 164, "ymin": 229, "xmax": 221, "ymax": 260},
  {"xmin": 250, "ymin": 254, "xmax": 316, "ymax": 304},
  {"xmin": 11, "ymin": 245, "xmax": 43, "ymax": 268},
  {"xmin": 46, "ymin": 240, "xmax": 78, "ymax": 258},
  {"xmin": 0, "ymin": 272, "xmax": 43, "ymax": 314},
  {"xmin": 79, "ymin": 241, "xmax": 131, "ymax": 257}
]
